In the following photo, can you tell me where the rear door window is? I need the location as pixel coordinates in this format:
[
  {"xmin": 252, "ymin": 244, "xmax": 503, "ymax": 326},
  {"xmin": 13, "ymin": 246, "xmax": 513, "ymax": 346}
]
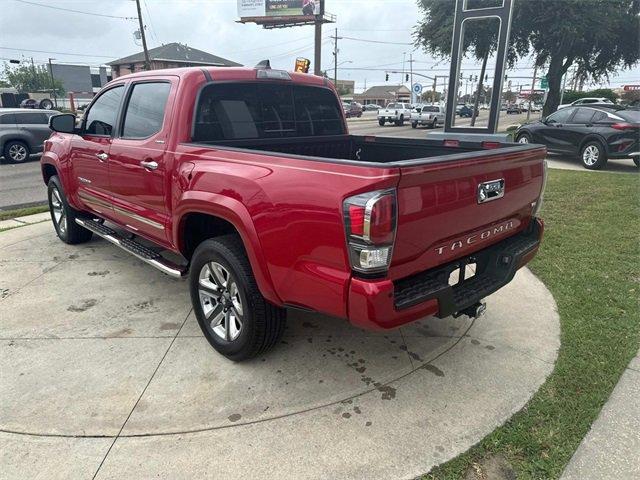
[
  {"xmin": 121, "ymin": 82, "xmax": 171, "ymax": 139},
  {"xmin": 193, "ymin": 83, "xmax": 344, "ymax": 141},
  {"xmin": 84, "ymin": 85, "xmax": 125, "ymax": 136},
  {"xmin": 569, "ymin": 108, "xmax": 596, "ymax": 124},
  {"xmin": 14, "ymin": 112, "xmax": 48, "ymax": 124}
]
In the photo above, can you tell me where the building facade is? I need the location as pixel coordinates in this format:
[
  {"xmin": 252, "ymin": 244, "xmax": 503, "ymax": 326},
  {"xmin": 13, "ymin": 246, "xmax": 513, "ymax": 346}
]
[{"xmin": 352, "ymin": 85, "xmax": 411, "ymax": 106}]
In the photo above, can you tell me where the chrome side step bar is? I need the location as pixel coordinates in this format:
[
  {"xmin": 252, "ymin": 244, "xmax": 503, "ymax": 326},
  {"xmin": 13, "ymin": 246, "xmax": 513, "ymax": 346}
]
[{"xmin": 75, "ymin": 218, "xmax": 186, "ymax": 278}]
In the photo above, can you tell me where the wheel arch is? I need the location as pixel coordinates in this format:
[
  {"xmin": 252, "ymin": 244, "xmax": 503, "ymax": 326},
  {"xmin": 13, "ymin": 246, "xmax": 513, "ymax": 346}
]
[
  {"xmin": 41, "ymin": 162, "xmax": 58, "ymax": 185},
  {"xmin": 578, "ymin": 134, "xmax": 608, "ymax": 154},
  {"xmin": 174, "ymin": 195, "xmax": 282, "ymax": 305}
]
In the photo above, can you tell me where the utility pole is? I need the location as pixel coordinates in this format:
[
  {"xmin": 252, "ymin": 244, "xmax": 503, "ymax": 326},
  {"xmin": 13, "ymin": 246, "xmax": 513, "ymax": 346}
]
[
  {"xmin": 48, "ymin": 58, "xmax": 57, "ymax": 108},
  {"xmin": 333, "ymin": 28, "xmax": 338, "ymax": 86},
  {"xmin": 135, "ymin": 0, "xmax": 151, "ymax": 70},
  {"xmin": 409, "ymin": 53, "xmax": 414, "ymax": 104},
  {"xmin": 314, "ymin": 18, "xmax": 322, "ymax": 76},
  {"xmin": 527, "ymin": 61, "xmax": 538, "ymax": 121}
]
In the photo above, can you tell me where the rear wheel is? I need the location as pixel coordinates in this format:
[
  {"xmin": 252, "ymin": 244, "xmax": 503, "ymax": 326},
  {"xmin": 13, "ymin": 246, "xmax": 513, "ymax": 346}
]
[
  {"xmin": 3, "ymin": 140, "xmax": 30, "ymax": 164},
  {"xmin": 411, "ymin": 121, "xmax": 417, "ymax": 129},
  {"xmin": 190, "ymin": 235, "xmax": 286, "ymax": 361},
  {"xmin": 47, "ymin": 176, "xmax": 93, "ymax": 244},
  {"xmin": 378, "ymin": 118, "xmax": 385, "ymax": 126},
  {"xmin": 580, "ymin": 141, "xmax": 607, "ymax": 170},
  {"xmin": 633, "ymin": 158, "xmax": 639, "ymax": 168}
]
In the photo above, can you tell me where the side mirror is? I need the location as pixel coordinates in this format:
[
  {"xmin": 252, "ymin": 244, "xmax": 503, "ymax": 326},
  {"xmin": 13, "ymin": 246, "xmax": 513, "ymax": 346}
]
[{"xmin": 49, "ymin": 113, "xmax": 76, "ymax": 134}]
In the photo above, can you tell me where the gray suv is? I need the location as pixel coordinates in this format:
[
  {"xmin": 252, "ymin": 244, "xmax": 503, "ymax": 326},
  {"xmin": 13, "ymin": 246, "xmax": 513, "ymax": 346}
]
[{"xmin": 0, "ymin": 109, "xmax": 57, "ymax": 163}]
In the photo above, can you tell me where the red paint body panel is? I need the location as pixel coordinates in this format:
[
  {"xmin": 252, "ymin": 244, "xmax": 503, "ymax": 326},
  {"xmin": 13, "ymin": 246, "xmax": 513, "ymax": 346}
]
[{"xmin": 41, "ymin": 66, "xmax": 546, "ymax": 330}]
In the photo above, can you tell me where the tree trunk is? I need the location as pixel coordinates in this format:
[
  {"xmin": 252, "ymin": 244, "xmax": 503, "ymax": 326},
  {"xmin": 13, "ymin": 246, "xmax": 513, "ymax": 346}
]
[
  {"xmin": 543, "ymin": 54, "xmax": 572, "ymax": 116},
  {"xmin": 471, "ymin": 50, "xmax": 489, "ymax": 127}
]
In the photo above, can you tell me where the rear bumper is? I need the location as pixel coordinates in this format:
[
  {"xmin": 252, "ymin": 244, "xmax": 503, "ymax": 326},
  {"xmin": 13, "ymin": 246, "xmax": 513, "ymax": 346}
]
[{"xmin": 347, "ymin": 218, "xmax": 544, "ymax": 329}]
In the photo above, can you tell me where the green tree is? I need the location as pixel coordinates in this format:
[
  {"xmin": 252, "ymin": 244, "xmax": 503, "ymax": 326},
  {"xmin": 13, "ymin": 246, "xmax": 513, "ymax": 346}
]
[
  {"xmin": 415, "ymin": 0, "xmax": 640, "ymax": 116},
  {"xmin": 3, "ymin": 63, "xmax": 65, "ymax": 96}
]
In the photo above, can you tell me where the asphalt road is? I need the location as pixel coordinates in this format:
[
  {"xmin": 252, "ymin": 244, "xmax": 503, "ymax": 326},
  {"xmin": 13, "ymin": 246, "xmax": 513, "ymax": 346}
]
[
  {"xmin": 0, "ymin": 112, "xmax": 637, "ymax": 210},
  {"xmin": 0, "ymin": 157, "xmax": 46, "ymax": 211}
]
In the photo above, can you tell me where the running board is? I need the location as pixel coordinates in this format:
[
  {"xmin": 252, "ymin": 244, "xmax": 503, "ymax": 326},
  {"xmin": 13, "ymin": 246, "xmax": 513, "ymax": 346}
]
[{"xmin": 75, "ymin": 218, "xmax": 186, "ymax": 278}]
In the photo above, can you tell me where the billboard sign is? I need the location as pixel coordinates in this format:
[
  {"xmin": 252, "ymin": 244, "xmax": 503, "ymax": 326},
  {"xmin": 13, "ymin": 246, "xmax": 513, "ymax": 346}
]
[
  {"xmin": 238, "ymin": 0, "xmax": 322, "ymax": 19},
  {"xmin": 294, "ymin": 57, "xmax": 311, "ymax": 73},
  {"xmin": 623, "ymin": 85, "xmax": 640, "ymax": 91}
]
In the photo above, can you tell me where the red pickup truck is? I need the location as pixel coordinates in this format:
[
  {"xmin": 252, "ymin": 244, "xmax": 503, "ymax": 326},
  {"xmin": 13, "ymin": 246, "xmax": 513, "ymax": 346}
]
[{"xmin": 41, "ymin": 66, "xmax": 546, "ymax": 361}]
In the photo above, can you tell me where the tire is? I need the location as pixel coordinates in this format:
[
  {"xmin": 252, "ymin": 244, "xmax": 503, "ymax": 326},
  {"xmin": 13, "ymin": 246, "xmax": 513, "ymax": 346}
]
[
  {"xmin": 516, "ymin": 132, "xmax": 531, "ymax": 144},
  {"xmin": 47, "ymin": 176, "xmax": 93, "ymax": 244},
  {"xmin": 3, "ymin": 140, "xmax": 30, "ymax": 164},
  {"xmin": 190, "ymin": 235, "xmax": 286, "ymax": 361},
  {"xmin": 39, "ymin": 99, "xmax": 53, "ymax": 110},
  {"xmin": 580, "ymin": 140, "xmax": 607, "ymax": 170},
  {"xmin": 633, "ymin": 158, "xmax": 640, "ymax": 168},
  {"xmin": 429, "ymin": 119, "xmax": 437, "ymax": 129},
  {"xmin": 378, "ymin": 118, "xmax": 385, "ymax": 126},
  {"xmin": 411, "ymin": 122, "xmax": 417, "ymax": 129},
  {"xmin": 399, "ymin": 115, "xmax": 404, "ymax": 126}
]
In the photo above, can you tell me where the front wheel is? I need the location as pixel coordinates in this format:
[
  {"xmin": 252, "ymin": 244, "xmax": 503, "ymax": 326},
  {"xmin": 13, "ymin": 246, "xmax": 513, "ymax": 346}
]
[
  {"xmin": 633, "ymin": 157, "xmax": 639, "ymax": 168},
  {"xmin": 411, "ymin": 122, "xmax": 417, "ymax": 129},
  {"xmin": 47, "ymin": 176, "xmax": 93, "ymax": 244},
  {"xmin": 190, "ymin": 236, "xmax": 286, "ymax": 361},
  {"xmin": 378, "ymin": 118, "xmax": 385, "ymax": 126},
  {"xmin": 3, "ymin": 140, "xmax": 30, "ymax": 164},
  {"xmin": 516, "ymin": 132, "xmax": 531, "ymax": 144},
  {"xmin": 581, "ymin": 141, "xmax": 607, "ymax": 170}
]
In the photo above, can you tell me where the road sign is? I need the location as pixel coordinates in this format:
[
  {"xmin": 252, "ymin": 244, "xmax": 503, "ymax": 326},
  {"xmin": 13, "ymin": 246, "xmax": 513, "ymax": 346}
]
[
  {"xmin": 540, "ymin": 75, "xmax": 548, "ymax": 89},
  {"xmin": 412, "ymin": 83, "xmax": 423, "ymax": 94}
]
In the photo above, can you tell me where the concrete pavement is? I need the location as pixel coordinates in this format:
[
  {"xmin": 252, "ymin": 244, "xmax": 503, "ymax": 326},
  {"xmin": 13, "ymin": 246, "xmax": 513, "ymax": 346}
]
[
  {"xmin": 0, "ymin": 221, "xmax": 560, "ymax": 479},
  {"xmin": 561, "ymin": 351, "xmax": 640, "ymax": 480}
]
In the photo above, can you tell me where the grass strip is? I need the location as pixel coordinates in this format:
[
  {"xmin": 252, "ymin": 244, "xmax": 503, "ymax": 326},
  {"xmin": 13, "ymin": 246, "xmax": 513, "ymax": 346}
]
[
  {"xmin": 0, "ymin": 205, "xmax": 49, "ymax": 221},
  {"xmin": 425, "ymin": 169, "xmax": 640, "ymax": 479}
]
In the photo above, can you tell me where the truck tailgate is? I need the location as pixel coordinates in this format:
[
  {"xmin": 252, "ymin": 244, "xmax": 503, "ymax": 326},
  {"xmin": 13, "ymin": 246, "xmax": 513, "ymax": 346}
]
[{"xmin": 389, "ymin": 145, "xmax": 546, "ymax": 281}]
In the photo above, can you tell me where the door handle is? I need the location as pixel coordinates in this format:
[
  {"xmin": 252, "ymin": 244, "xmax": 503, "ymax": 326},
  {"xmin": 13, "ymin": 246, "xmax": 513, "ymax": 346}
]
[
  {"xmin": 95, "ymin": 152, "xmax": 108, "ymax": 162},
  {"xmin": 140, "ymin": 160, "xmax": 158, "ymax": 171}
]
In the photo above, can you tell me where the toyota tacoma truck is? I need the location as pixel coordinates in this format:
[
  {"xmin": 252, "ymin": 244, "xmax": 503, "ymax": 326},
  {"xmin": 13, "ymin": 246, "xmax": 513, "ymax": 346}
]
[
  {"xmin": 378, "ymin": 102, "xmax": 413, "ymax": 126},
  {"xmin": 411, "ymin": 104, "xmax": 446, "ymax": 129},
  {"xmin": 41, "ymin": 65, "xmax": 547, "ymax": 361}
]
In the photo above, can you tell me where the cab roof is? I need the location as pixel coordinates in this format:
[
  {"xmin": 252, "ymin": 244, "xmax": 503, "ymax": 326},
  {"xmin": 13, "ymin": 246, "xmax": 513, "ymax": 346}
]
[{"xmin": 109, "ymin": 66, "xmax": 330, "ymax": 88}]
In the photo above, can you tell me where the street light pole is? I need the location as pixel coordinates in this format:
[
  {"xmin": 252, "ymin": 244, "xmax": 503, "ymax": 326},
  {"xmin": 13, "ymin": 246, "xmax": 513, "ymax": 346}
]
[
  {"xmin": 333, "ymin": 28, "xmax": 338, "ymax": 86},
  {"xmin": 527, "ymin": 61, "xmax": 538, "ymax": 121},
  {"xmin": 135, "ymin": 0, "xmax": 151, "ymax": 70},
  {"xmin": 48, "ymin": 58, "xmax": 57, "ymax": 108}
]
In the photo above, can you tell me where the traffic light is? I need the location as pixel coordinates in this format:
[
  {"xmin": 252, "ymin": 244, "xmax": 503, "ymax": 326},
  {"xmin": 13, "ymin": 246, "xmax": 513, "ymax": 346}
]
[
  {"xmin": 385, "ymin": 73, "xmax": 389, "ymax": 81},
  {"xmin": 469, "ymin": 75, "xmax": 473, "ymax": 82},
  {"xmin": 485, "ymin": 74, "xmax": 488, "ymax": 82},
  {"xmin": 405, "ymin": 74, "xmax": 409, "ymax": 82},
  {"xmin": 504, "ymin": 74, "xmax": 508, "ymax": 81}
]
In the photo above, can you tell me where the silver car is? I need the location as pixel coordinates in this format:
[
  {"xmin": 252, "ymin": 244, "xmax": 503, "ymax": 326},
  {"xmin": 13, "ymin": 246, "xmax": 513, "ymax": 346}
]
[{"xmin": 0, "ymin": 108, "xmax": 57, "ymax": 163}]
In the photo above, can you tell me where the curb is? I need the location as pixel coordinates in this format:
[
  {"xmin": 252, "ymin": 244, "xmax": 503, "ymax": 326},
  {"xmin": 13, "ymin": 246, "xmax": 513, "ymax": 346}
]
[{"xmin": 0, "ymin": 212, "xmax": 50, "ymax": 232}]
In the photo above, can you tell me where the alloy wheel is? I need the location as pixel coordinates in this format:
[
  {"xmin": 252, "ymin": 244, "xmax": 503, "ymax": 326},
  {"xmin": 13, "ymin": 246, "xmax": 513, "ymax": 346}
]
[
  {"xmin": 9, "ymin": 144, "xmax": 27, "ymax": 162},
  {"xmin": 518, "ymin": 135, "xmax": 529, "ymax": 144},
  {"xmin": 198, "ymin": 262, "xmax": 244, "ymax": 341},
  {"xmin": 583, "ymin": 145, "xmax": 599, "ymax": 166},
  {"xmin": 50, "ymin": 187, "xmax": 66, "ymax": 235}
]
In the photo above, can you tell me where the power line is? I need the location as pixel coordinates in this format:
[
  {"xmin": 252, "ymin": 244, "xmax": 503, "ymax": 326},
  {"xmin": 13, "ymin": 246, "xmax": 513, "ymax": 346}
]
[
  {"xmin": 0, "ymin": 46, "xmax": 116, "ymax": 59},
  {"xmin": 143, "ymin": 0, "xmax": 160, "ymax": 45},
  {"xmin": 340, "ymin": 35, "xmax": 413, "ymax": 46},
  {"xmin": 14, "ymin": 0, "xmax": 138, "ymax": 20}
]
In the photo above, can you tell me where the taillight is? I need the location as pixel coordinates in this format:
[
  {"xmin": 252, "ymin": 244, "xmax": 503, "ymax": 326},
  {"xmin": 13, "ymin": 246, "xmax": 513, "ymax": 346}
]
[
  {"xmin": 481, "ymin": 141, "xmax": 501, "ymax": 149},
  {"xmin": 611, "ymin": 122, "xmax": 636, "ymax": 130},
  {"xmin": 532, "ymin": 159, "xmax": 548, "ymax": 217},
  {"xmin": 344, "ymin": 189, "xmax": 397, "ymax": 274}
]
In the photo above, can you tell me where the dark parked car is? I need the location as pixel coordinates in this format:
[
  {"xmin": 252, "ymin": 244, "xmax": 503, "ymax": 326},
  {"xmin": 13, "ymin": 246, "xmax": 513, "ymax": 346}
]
[
  {"xmin": 515, "ymin": 105, "xmax": 640, "ymax": 169},
  {"xmin": 0, "ymin": 108, "xmax": 56, "ymax": 163},
  {"xmin": 343, "ymin": 102, "xmax": 363, "ymax": 118},
  {"xmin": 457, "ymin": 105, "xmax": 476, "ymax": 117},
  {"xmin": 506, "ymin": 104, "xmax": 523, "ymax": 114},
  {"xmin": 20, "ymin": 98, "xmax": 54, "ymax": 110}
]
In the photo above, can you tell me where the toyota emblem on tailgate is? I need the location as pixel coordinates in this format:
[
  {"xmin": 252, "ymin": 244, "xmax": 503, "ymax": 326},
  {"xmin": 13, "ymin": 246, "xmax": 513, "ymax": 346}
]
[{"xmin": 477, "ymin": 179, "xmax": 505, "ymax": 204}]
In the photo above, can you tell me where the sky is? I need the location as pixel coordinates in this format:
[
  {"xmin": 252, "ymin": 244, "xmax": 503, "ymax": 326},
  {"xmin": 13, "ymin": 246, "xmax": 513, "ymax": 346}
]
[{"xmin": 0, "ymin": 0, "xmax": 638, "ymax": 94}]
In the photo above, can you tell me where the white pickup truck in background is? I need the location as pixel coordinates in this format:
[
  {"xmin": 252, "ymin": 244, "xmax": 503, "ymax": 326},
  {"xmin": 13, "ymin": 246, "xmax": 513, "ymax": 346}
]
[
  {"xmin": 377, "ymin": 102, "xmax": 413, "ymax": 126},
  {"xmin": 411, "ymin": 105, "xmax": 446, "ymax": 129}
]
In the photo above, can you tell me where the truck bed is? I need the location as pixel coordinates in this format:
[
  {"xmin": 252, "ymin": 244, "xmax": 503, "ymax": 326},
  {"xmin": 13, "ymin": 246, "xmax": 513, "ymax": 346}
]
[{"xmin": 190, "ymin": 134, "xmax": 536, "ymax": 166}]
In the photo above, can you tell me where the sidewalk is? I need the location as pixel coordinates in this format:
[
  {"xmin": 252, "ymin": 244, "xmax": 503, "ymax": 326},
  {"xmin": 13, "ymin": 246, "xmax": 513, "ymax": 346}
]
[{"xmin": 561, "ymin": 351, "xmax": 640, "ymax": 480}]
